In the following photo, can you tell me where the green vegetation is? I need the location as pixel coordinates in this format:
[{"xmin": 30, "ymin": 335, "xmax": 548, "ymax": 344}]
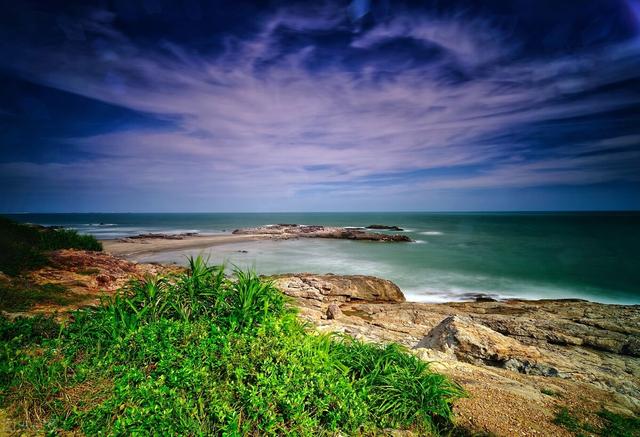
[
  {"xmin": 0, "ymin": 279, "xmax": 80, "ymax": 312},
  {"xmin": 540, "ymin": 388, "xmax": 560, "ymax": 397},
  {"xmin": 77, "ymin": 267, "xmax": 101, "ymax": 275},
  {"xmin": 0, "ymin": 216, "xmax": 102, "ymax": 276},
  {"xmin": 553, "ymin": 406, "xmax": 640, "ymax": 437},
  {"xmin": 0, "ymin": 256, "xmax": 464, "ymax": 435}
]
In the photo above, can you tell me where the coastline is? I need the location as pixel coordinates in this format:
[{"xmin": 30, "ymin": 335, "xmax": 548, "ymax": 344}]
[
  {"xmin": 101, "ymin": 233, "xmax": 271, "ymax": 259},
  {"xmin": 101, "ymin": 224, "xmax": 412, "ymax": 259},
  {"xmin": 2, "ymin": 247, "xmax": 638, "ymax": 435}
]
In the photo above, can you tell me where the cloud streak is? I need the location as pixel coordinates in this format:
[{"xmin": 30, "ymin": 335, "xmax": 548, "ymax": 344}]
[{"xmin": 1, "ymin": 1, "xmax": 639, "ymax": 211}]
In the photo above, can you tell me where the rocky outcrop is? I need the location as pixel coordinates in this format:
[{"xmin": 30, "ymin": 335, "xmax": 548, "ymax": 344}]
[
  {"xmin": 271, "ymin": 274, "xmax": 406, "ymax": 310},
  {"xmin": 365, "ymin": 225, "xmax": 404, "ymax": 231},
  {"xmin": 274, "ymin": 274, "xmax": 640, "ymax": 422},
  {"xmin": 122, "ymin": 232, "xmax": 198, "ymax": 240},
  {"xmin": 232, "ymin": 224, "xmax": 412, "ymax": 242},
  {"xmin": 416, "ymin": 315, "xmax": 558, "ymax": 376}
]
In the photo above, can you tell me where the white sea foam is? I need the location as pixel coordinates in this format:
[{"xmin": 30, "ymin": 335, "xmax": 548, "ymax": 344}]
[
  {"xmin": 413, "ymin": 240, "xmax": 427, "ymax": 244},
  {"xmin": 420, "ymin": 231, "xmax": 443, "ymax": 235}
]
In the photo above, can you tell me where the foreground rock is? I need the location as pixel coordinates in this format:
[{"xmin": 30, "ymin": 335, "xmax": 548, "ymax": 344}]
[
  {"xmin": 274, "ymin": 273, "xmax": 640, "ymax": 435},
  {"xmin": 232, "ymin": 224, "xmax": 412, "ymax": 242},
  {"xmin": 5, "ymin": 250, "xmax": 638, "ymax": 436},
  {"xmin": 270, "ymin": 274, "xmax": 406, "ymax": 308}
]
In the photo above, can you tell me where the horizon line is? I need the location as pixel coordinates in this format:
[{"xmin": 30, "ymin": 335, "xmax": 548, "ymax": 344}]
[{"xmin": 3, "ymin": 209, "xmax": 640, "ymax": 214}]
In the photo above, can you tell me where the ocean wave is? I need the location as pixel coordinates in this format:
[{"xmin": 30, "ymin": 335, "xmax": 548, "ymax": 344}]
[
  {"xmin": 420, "ymin": 231, "xmax": 443, "ymax": 235},
  {"xmin": 412, "ymin": 240, "xmax": 427, "ymax": 244}
]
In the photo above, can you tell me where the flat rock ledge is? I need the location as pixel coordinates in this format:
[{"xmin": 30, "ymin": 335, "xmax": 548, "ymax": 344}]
[
  {"xmin": 273, "ymin": 272, "xmax": 640, "ymax": 432},
  {"xmin": 232, "ymin": 224, "xmax": 412, "ymax": 242}
]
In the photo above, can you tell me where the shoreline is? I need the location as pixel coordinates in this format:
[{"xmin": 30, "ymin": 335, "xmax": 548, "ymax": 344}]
[
  {"xmin": 101, "ymin": 233, "xmax": 270, "ymax": 258},
  {"xmin": 101, "ymin": 224, "xmax": 413, "ymax": 259},
  {"xmin": 101, "ymin": 233, "xmax": 640, "ymax": 306},
  {"xmin": 2, "ymin": 246, "xmax": 638, "ymax": 435}
]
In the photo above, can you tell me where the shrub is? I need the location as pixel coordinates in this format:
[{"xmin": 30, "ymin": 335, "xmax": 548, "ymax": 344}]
[
  {"xmin": 0, "ymin": 256, "xmax": 464, "ymax": 435},
  {"xmin": 0, "ymin": 217, "xmax": 102, "ymax": 275}
]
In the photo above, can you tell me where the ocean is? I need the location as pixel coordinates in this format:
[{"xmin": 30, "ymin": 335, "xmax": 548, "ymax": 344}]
[{"xmin": 6, "ymin": 212, "xmax": 640, "ymax": 304}]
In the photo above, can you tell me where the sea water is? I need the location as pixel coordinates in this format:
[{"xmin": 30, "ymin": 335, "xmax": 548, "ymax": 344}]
[{"xmin": 6, "ymin": 212, "xmax": 639, "ymax": 304}]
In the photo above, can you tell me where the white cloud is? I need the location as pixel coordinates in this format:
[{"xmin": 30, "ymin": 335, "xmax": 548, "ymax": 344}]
[{"xmin": 2, "ymin": 5, "xmax": 640, "ymax": 210}]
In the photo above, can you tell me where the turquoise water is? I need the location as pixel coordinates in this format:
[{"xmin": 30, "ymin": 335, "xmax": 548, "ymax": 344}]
[{"xmin": 6, "ymin": 212, "xmax": 640, "ymax": 304}]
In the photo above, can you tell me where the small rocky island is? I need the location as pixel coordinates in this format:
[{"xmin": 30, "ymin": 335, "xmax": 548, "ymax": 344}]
[{"xmin": 232, "ymin": 224, "xmax": 412, "ymax": 242}]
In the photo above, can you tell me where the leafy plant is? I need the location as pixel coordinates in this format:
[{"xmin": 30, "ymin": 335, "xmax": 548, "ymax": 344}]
[
  {"xmin": 0, "ymin": 256, "xmax": 465, "ymax": 435},
  {"xmin": 553, "ymin": 406, "xmax": 640, "ymax": 437},
  {"xmin": 0, "ymin": 216, "xmax": 102, "ymax": 275}
]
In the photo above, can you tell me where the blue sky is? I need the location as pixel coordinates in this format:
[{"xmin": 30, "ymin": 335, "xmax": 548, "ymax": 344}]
[{"xmin": 1, "ymin": 0, "xmax": 639, "ymax": 212}]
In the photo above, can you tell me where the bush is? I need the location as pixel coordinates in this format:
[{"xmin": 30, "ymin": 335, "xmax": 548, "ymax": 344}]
[
  {"xmin": 0, "ymin": 216, "xmax": 102, "ymax": 275},
  {"xmin": 0, "ymin": 256, "xmax": 464, "ymax": 435}
]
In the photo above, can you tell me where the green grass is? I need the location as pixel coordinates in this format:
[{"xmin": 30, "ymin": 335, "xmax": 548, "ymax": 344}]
[
  {"xmin": 540, "ymin": 388, "xmax": 560, "ymax": 397},
  {"xmin": 0, "ymin": 256, "xmax": 465, "ymax": 435},
  {"xmin": 553, "ymin": 406, "xmax": 640, "ymax": 437},
  {"xmin": 0, "ymin": 216, "xmax": 102, "ymax": 276},
  {"xmin": 0, "ymin": 280, "xmax": 79, "ymax": 312}
]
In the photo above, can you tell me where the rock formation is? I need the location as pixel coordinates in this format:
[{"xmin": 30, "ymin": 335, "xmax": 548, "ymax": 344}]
[
  {"xmin": 365, "ymin": 224, "xmax": 405, "ymax": 231},
  {"xmin": 232, "ymin": 224, "xmax": 412, "ymax": 242},
  {"xmin": 273, "ymin": 273, "xmax": 640, "ymax": 424}
]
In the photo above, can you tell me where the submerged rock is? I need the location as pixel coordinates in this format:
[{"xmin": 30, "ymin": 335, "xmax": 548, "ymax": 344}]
[{"xmin": 365, "ymin": 224, "xmax": 404, "ymax": 231}]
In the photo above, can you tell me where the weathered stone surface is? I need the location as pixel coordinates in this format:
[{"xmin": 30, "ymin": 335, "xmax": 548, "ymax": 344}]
[
  {"xmin": 271, "ymin": 274, "xmax": 406, "ymax": 308},
  {"xmin": 232, "ymin": 224, "xmax": 412, "ymax": 242},
  {"xmin": 274, "ymin": 276, "xmax": 640, "ymax": 413},
  {"xmin": 415, "ymin": 315, "xmax": 542, "ymax": 365},
  {"xmin": 326, "ymin": 303, "xmax": 342, "ymax": 320}
]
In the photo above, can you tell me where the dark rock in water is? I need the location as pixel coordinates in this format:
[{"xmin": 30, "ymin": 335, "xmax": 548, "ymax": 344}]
[
  {"xmin": 366, "ymin": 224, "xmax": 404, "ymax": 231},
  {"xmin": 232, "ymin": 224, "xmax": 413, "ymax": 242},
  {"xmin": 458, "ymin": 293, "xmax": 498, "ymax": 302}
]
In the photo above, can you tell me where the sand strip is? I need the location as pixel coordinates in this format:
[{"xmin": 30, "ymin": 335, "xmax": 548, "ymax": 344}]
[{"xmin": 101, "ymin": 234, "xmax": 269, "ymax": 259}]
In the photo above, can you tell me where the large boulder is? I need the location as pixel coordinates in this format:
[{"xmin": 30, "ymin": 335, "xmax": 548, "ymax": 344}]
[
  {"xmin": 415, "ymin": 315, "xmax": 557, "ymax": 376},
  {"xmin": 271, "ymin": 273, "xmax": 406, "ymax": 304}
]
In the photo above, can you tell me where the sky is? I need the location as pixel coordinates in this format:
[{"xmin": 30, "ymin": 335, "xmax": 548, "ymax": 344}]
[{"xmin": 1, "ymin": 0, "xmax": 639, "ymax": 212}]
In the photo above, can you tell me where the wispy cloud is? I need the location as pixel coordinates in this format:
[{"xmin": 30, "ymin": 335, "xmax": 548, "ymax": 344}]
[{"xmin": 1, "ymin": 2, "xmax": 639, "ymax": 211}]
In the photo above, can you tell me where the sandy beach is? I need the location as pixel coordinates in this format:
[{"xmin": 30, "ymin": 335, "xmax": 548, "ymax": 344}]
[{"xmin": 101, "ymin": 234, "xmax": 268, "ymax": 259}]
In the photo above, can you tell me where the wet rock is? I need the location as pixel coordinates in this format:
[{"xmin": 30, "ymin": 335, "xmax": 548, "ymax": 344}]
[
  {"xmin": 232, "ymin": 224, "xmax": 412, "ymax": 242},
  {"xmin": 123, "ymin": 232, "xmax": 198, "ymax": 240},
  {"xmin": 365, "ymin": 225, "xmax": 404, "ymax": 231}
]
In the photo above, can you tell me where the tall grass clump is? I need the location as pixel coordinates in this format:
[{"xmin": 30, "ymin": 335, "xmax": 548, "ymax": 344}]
[
  {"xmin": 0, "ymin": 256, "xmax": 464, "ymax": 435},
  {"xmin": 0, "ymin": 216, "xmax": 102, "ymax": 275}
]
